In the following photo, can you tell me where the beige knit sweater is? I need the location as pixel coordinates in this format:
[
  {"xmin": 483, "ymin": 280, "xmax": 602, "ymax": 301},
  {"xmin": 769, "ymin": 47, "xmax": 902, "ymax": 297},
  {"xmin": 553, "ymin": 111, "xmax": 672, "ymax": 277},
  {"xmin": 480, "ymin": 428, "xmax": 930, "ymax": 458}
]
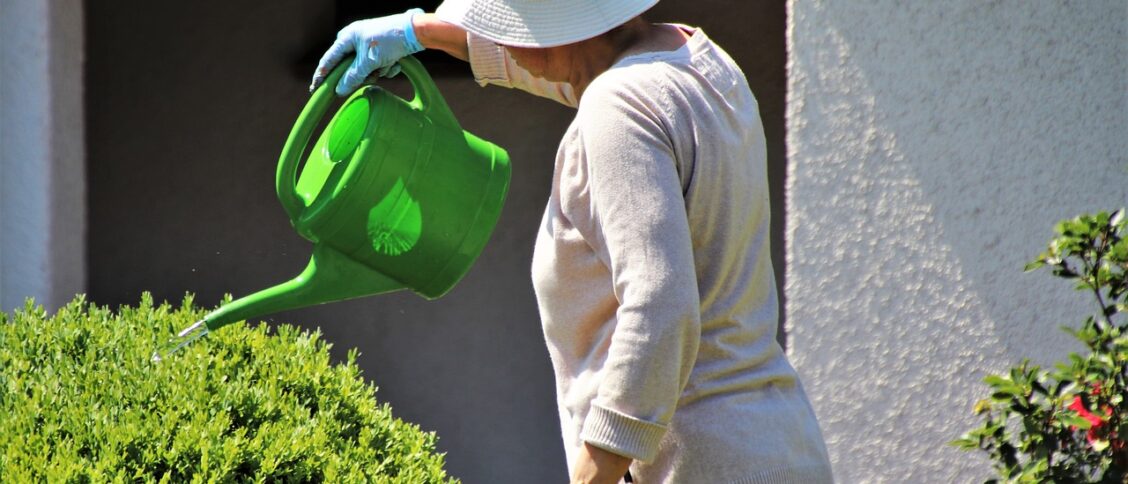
[{"xmin": 467, "ymin": 28, "xmax": 832, "ymax": 483}]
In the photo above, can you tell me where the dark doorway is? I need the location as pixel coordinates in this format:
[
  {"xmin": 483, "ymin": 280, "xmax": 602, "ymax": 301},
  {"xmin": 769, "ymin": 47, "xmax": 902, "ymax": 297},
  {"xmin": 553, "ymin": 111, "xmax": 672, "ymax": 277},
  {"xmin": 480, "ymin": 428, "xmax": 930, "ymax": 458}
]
[{"xmin": 85, "ymin": 2, "xmax": 787, "ymax": 481}]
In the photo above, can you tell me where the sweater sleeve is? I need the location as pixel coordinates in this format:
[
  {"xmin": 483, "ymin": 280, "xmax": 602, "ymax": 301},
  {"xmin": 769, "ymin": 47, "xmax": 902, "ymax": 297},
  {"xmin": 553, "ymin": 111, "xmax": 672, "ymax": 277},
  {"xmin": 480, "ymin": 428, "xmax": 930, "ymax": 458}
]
[
  {"xmin": 570, "ymin": 75, "xmax": 701, "ymax": 462},
  {"xmin": 465, "ymin": 33, "xmax": 578, "ymax": 108}
]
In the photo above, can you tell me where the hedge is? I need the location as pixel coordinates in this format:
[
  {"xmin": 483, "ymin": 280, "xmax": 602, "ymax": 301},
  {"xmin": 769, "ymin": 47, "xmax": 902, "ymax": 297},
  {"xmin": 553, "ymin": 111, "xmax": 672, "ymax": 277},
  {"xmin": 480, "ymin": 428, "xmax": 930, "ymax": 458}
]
[{"xmin": 0, "ymin": 294, "xmax": 457, "ymax": 483}]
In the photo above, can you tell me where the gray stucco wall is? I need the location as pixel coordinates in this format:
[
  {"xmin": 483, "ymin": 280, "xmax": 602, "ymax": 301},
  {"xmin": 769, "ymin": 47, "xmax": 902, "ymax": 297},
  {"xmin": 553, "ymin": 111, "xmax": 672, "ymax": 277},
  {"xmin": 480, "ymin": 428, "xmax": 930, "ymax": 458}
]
[
  {"xmin": 0, "ymin": 0, "xmax": 85, "ymax": 313},
  {"xmin": 786, "ymin": 1, "xmax": 1128, "ymax": 481}
]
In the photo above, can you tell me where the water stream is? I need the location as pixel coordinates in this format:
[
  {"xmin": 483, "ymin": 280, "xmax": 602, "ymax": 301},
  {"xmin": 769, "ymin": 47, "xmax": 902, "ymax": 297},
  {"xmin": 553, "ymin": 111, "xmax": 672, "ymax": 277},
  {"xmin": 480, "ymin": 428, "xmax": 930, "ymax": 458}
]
[{"xmin": 151, "ymin": 320, "xmax": 210, "ymax": 362}]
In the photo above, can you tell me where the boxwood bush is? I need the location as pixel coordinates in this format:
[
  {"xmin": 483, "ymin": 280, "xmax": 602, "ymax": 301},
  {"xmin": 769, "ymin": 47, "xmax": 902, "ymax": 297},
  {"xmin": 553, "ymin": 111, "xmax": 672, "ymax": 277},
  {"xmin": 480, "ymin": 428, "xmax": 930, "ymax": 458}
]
[{"xmin": 0, "ymin": 293, "xmax": 456, "ymax": 483}]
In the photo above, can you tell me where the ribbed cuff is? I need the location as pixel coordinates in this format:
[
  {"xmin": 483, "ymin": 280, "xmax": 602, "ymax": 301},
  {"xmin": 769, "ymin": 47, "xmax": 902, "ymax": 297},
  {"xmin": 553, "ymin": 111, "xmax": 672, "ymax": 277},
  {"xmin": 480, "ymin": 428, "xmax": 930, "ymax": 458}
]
[
  {"xmin": 580, "ymin": 404, "xmax": 668, "ymax": 462},
  {"xmin": 466, "ymin": 33, "xmax": 512, "ymax": 87}
]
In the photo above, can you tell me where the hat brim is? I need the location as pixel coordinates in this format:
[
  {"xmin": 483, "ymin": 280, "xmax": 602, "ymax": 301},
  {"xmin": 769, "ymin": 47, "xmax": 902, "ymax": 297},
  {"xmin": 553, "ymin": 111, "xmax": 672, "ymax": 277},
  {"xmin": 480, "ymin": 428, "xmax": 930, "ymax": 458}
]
[{"xmin": 437, "ymin": 0, "xmax": 660, "ymax": 48}]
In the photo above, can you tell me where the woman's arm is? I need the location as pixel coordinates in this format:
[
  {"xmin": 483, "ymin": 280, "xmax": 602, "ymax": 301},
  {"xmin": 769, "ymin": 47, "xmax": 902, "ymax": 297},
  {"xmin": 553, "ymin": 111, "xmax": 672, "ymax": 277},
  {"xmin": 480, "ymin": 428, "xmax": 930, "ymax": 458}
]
[
  {"xmin": 412, "ymin": 13, "xmax": 469, "ymax": 62},
  {"xmin": 572, "ymin": 443, "xmax": 632, "ymax": 484},
  {"xmin": 416, "ymin": 12, "xmax": 577, "ymax": 106},
  {"xmin": 568, "ymin": 71, "xmax": 700, "ymax": 465}
]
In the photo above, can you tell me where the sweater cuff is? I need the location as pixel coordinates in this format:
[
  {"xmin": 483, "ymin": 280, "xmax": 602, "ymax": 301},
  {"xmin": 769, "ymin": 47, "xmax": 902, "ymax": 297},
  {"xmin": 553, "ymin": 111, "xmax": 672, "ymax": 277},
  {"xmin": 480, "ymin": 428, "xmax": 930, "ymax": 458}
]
[
  {"xmin": 466, "ymin": 33, "xmax": 511, "ymax": 87},
  {"xmin": 580, "ymin": 404, "xmax": 668, "ymax": 462}
]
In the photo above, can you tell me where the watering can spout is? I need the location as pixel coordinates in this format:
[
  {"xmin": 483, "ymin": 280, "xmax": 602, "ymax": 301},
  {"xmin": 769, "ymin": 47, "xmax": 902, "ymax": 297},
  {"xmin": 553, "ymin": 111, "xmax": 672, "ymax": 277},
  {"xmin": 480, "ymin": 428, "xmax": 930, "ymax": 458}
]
[
  {"xmin": 155, "ymin": 245, "xmax": 403, "ymax": 362},
  {"xmin": 201, "ymin": 244, "xmax": 405, "ymax": 332}
]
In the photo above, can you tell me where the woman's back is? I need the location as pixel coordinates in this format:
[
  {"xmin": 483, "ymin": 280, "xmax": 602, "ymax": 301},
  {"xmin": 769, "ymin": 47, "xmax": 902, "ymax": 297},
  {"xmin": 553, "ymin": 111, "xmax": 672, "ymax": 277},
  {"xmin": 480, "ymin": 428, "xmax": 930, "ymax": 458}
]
[{"xmin": 528, "ymin": 28, "xmax": 832, "ymax": 483}]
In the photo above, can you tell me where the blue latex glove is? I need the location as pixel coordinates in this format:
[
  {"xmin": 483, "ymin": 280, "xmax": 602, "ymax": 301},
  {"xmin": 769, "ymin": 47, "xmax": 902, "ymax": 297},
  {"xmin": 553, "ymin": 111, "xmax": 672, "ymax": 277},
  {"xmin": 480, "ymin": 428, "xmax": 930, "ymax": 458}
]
[{"xmin": 310, "ymin": 8, "xmax": 425, "ymax": 96}]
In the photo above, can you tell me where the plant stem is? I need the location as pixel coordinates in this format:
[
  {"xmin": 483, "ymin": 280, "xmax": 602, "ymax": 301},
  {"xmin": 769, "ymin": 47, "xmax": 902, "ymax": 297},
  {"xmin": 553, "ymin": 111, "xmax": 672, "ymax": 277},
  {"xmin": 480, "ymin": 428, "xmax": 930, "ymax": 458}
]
[{"xmin": 1082, "ymin": 242, "xmax": 1116, "ymax": 332}]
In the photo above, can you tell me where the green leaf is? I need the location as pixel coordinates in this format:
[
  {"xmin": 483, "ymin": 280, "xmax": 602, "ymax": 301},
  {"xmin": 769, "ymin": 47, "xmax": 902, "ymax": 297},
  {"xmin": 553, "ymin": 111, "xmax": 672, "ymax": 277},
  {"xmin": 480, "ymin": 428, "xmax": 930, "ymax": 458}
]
[
  {"xmin": 948, "ymin": 437, "xmax": 980, "ymax": 450},
  {"xmin": 1053, "ymin": 265, "xmax": 1079, "ymax": 279},
  {"xmin": 1058, "ymin": 414, "xmax": 1093, "ymax": 429},
  {"xmin": 1096, "ymin": 211, "xmax": 1111, "ymax": 227},
  {"xmin": 1110, "ymin": 243, "xmax": 1128, "ymax": 263},
  {"xmin": 992, "ymin": 388, "xmax": 1023, "ymax": 402},
  {"xmin": 974, "ymin": 399, "xmax": 993, "ymax": 415},
  {"xmin": 984, "ymin": 375, "xmax": 1015, "ymax": 387}
]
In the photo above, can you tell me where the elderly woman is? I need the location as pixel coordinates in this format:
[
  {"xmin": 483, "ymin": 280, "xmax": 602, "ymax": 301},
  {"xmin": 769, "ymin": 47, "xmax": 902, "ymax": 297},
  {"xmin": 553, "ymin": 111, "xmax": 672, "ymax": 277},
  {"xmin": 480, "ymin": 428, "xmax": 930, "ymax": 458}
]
[{"xmin": 311, "ymin": 1, "xmax": 832, "ymax": 482}]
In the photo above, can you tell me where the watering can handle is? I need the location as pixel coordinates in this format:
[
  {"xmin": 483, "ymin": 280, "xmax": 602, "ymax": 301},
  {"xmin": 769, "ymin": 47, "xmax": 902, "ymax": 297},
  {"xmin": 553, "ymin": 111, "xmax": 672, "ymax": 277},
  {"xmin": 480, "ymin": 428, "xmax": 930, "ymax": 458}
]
[
  {"xmin": 276, "ymin": 55, "xmax": 461, "ymax": 223},
  {"xmin": 397, "ymin": 56, "xmax": 461, "ymax": 131},
  {"xmin": 276, "ymin": 56, "xmax": 350, "ymax": 222}
]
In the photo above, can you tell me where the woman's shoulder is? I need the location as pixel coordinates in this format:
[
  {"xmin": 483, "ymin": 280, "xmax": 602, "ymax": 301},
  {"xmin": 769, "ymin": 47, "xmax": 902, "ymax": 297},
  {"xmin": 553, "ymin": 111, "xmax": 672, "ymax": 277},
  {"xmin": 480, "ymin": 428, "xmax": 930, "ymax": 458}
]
[
  {"xmin": 583, "ymin": 63, "xmax": 667, "ymax": 103},
  {"xmin": 575, "ymin": 64, "xmax": 673, "ymax": 130},
  {"xmin": 578, "ymin": 52, "xmax": 687, "ymax": 118},
  {"xmin": 588, "ymin": 28, "xmax": 746, "ymax": 102}
]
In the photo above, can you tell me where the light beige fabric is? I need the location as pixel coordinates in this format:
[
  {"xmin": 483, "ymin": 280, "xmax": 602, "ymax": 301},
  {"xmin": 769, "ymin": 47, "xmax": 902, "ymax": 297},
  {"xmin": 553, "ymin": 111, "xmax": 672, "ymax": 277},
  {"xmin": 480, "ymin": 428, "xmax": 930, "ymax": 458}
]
[{"xmin": 467, "ymin": 28, "xmax": 833, "ymax": 483}]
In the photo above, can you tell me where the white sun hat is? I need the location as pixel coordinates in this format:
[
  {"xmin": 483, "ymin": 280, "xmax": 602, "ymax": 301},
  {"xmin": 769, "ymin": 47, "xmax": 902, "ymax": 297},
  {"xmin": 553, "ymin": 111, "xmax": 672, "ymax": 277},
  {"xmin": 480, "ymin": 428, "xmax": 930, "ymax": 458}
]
[{"xmin": 435, "ymin": 0, "xmax": 660, "ymax": 48}]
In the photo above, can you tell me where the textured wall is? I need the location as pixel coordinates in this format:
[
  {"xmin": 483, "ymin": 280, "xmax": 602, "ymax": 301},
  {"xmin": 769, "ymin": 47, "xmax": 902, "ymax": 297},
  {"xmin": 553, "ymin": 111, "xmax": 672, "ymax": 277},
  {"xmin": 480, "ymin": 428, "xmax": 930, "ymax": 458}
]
[
  {"xmin": 0, "ymin": 0, "xmax": 85, "ymax": 312},
  {"xmin": 786, "ymin": 1, "xmax": 1127, "ymax": 482}
]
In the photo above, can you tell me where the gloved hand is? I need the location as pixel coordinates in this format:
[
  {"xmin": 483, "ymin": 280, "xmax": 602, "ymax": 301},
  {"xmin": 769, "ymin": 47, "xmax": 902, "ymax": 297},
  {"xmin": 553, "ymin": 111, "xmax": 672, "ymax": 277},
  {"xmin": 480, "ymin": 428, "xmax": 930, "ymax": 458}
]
[{"xmin": 310, "ymin": 8, "xmax": 425, "ymax": 96}]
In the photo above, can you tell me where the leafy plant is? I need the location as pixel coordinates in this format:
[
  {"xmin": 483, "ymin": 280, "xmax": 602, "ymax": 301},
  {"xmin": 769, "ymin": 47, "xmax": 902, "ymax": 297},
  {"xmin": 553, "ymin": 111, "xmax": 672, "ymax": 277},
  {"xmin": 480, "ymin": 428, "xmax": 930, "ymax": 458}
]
[
  {"xmin": 952, "ymin": 210, "xmax": 1128, "ymax": 482},
  {"xmin": 0, "ymin": 294, "xmax": 457, "ymax": 483}
]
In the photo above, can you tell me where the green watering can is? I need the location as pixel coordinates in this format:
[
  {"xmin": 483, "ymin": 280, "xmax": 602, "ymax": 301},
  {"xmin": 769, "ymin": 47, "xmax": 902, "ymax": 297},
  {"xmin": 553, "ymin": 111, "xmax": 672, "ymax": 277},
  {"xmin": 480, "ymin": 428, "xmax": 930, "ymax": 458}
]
[{"xmin": 158, "ymin": 56, "xmax": 510, "ymax": 360}]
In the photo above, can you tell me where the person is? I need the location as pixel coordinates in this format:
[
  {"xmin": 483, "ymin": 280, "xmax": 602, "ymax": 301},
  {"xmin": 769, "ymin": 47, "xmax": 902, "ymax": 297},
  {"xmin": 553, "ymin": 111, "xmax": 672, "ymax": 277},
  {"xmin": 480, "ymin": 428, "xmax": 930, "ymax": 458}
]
[{"xmin": 310, "ymin": 1, "xmax": 833, "ymax": 482}]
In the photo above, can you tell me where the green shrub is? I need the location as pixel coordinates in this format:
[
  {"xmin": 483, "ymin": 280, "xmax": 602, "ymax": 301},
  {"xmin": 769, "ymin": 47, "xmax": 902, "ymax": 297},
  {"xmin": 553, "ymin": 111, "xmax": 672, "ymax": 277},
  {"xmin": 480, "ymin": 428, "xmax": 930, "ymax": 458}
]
[
  {"xmin": 0, "ymin": 294, "xmax": 457, "ymax": 483},
  {"xmin": 953, "ymin": 210, "xmax": 1128, "ymax": 482}
]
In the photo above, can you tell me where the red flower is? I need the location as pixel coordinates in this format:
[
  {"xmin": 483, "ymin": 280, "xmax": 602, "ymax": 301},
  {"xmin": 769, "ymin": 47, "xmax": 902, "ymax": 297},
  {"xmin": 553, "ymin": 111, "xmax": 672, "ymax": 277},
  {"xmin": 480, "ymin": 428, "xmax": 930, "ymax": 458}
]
[
  {"xmin": 1069, "ymin": 396, "xmax": 1106, "ymax": 428},
  {"xmin": 1067, "ymin": 395, "xmax": 1113, "ymax": 445}
]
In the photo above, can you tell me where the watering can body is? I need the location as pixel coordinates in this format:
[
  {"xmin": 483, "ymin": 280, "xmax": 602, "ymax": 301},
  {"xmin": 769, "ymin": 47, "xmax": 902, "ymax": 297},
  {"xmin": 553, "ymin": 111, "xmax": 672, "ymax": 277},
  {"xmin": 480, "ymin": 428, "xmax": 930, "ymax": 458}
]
[{"xmin": 201, "ymin": 56, "xmax": 510, "ymax": 331}]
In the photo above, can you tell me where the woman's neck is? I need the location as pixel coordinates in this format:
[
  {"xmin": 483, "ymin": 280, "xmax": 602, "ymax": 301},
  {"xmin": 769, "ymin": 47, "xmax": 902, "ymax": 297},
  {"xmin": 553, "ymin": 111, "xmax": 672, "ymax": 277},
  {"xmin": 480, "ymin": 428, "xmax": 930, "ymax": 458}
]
[{"xmin": 565, "ymin": 19, "xmax": 688, "ymax": 99}]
